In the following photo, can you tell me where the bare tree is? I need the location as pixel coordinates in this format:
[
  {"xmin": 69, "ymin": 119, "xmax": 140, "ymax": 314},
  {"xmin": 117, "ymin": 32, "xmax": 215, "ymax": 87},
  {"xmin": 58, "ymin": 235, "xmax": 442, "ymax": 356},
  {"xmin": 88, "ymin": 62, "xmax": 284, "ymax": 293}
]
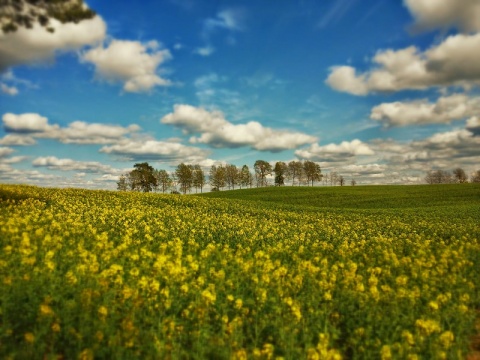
[
  {"xmin": 471, "ymin": 170, "xmax": 480, "ymax": 183},
  {"xmin": 351, "ymin": 178, "xmax": 357, "ymax": 186},
  {"xmin": 338, "ymin": 176, "xmax": 345, "ymax": 186},
  {"xmin": 155, "ymin": 169, "xmax": 172, "ymax": 193},
  {"xmin": 453, "ymin": 168, "xmax": 468, "ymax": 183},
  {"xmin": 425, "ymin": 170, "xmax": 454, "ymax": 184},
  {"xmin": 192, "ymin": 165, "xmax": 206, "ymax": 193},
  {"xmin": 176, "ymin": 163, "xmax": 193, "ymax": 194},
  {"xmin": 287, "ymin": 161, "xmax": 303, "ymax": 186},
  {"xmin": 225, "ymin": 164, "xmax": 239, "ymax": 190},
  {"xmin": 330, "ymin": 171, "xmax": 338, "ymax": 186},
  {"xmin": 210, "ymin": 165, "xmax": 226, "ymax": 191}
]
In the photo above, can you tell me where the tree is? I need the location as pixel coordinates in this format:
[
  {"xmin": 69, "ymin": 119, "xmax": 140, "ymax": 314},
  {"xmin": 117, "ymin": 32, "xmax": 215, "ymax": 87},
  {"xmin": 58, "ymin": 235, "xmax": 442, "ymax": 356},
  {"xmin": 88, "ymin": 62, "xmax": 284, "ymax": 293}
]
[
  {"xmin": 471, "ymin": 170, "xmax": 480, "ymax": 183},
  {"xmin": 330, "ymin": 171, "xmax": 338, "ymax": 186},
  {"xmin": 192, "ymin": 165, "xmax": 206, "ymax": 193},
  {"xmin": 338, "ymin": 176, "xmax": 345, "ymax": 186},
  {"xmin": 453, "ymin": 168, "xmax": 468, "ymax": 183},
  {"xmin": 303, "ymin": 160, "xmax": 322, "ymax": 186},
  {"xmin": 273, "ymin": 161, "xmax": 287, "ymax": 186},
  {"xmin": 425, "ymin": 170, "xmax": 453, "ymax": 184},
  {"xmin": 240, "ymin": 165, "xmax": 253, "ymax": 189},
  {"xmin": 209, "ymin": 165, "xmax": 226, "ymax": 191},
  {"xmin": 287, "ymin": 161, "xmax": 303, "ymax": 186},
  {"xmin": 176, "ymin": 163, "xmax": 193, "ymax": 194},
  {"xmin": 351, "ymin": 178, "xmax": 357, "ymax": 186},
  {"xmin": 117, "ymin": 174, "xmax": 128, "ymax": 191},
  {"xmin": 225, "ymin": 164, "xmax": 239, "ymax": 190},
  {"xmin": 254, "ymin": 160, "xmax": 272, "ymax": 187},
  {"xmin": 322, "ymin": 173, "xmax": 329, "ymax": 186},
  {"xmin": 1, "ymin": 0, "xmax": 96, "ymax": 33},
  {"xmin": 130, "ymin": 162, "xmax": 157, "ymax": 192},
  {"xmin": 155, "ymin": 169, "xmax": 172, "ymax": 193}
]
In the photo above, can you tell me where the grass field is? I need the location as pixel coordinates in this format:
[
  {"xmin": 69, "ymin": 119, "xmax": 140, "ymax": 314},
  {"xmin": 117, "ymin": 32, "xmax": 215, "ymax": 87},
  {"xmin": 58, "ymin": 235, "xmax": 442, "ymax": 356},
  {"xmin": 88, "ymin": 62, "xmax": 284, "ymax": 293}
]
[{"xmin": 0, "ymin": 184, "xmax": 479, "ymax": 359}]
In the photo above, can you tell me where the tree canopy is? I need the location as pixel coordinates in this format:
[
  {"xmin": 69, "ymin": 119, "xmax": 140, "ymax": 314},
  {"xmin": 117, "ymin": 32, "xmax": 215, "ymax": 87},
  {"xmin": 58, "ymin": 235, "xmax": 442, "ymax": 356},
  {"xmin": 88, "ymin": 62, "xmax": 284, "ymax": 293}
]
[{"xmin": 1, "ymin": 0, "xmax": 96, "ymax": 33}]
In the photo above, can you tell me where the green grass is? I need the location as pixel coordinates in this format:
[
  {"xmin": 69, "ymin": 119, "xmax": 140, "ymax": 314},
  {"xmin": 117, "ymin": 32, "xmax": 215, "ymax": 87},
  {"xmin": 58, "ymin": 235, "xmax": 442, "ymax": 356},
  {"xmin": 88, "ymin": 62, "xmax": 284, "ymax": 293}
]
[{"xmin": 198, "ymin": 184, "xmax": 480, "ymax": 212}]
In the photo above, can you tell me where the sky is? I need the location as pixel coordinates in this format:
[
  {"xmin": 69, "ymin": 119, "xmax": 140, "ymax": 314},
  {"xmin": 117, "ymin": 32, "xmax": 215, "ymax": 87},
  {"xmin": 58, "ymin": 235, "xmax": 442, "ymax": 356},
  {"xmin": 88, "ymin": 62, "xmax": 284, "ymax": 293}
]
[{"xmin": 1, "ymin": 0, "xmax": 480, "ymax": 189}]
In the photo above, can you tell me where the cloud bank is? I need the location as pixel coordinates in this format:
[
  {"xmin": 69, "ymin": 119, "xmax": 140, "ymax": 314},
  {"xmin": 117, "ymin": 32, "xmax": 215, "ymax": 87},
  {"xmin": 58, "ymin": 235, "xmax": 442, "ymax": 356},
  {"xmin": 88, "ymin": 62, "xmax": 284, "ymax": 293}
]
[{"xmin": 161, "ymin": 104, "xmax": 317, "ymax": 152}]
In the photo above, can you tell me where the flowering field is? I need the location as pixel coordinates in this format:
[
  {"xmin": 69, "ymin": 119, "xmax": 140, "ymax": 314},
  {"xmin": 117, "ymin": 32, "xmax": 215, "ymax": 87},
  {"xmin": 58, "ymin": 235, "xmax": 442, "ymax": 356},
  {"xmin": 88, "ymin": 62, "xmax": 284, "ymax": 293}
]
[{"xmin": 0, "ymin": 184, "xmax": 479, "ymax": 359}]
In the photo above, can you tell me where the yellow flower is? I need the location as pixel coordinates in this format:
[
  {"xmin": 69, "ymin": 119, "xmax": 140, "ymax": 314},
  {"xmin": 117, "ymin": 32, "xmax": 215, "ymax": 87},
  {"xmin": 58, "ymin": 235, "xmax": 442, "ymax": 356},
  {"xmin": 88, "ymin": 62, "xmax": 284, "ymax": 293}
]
[
  {"xmin": 24, "ymin": 332, "xmax": 35, "ymax": 343},
  {"xmin": 51, "ymin": 322, "xmax": 61, "ymax": 332},
  {"xmin": 415, "ymin": 319, "xmax": 441, "ymax": 335},
  {"xmin": 98, "ymin": 306, "xmax": 108, "ymax": 317},
  {"xmin": 428, "ymin": 301, "xmax": 439, "ymax": 311},
  {"xmin": 380, "ymin": 345, "xmax": 392, "ymax": 360},
  {"xmin": 39, "ymin": 304, "xmax": 54, "ymax": 317},
  {"xmin": 439, "ymin": 331, "xmax": 454, "ymax": 349}
]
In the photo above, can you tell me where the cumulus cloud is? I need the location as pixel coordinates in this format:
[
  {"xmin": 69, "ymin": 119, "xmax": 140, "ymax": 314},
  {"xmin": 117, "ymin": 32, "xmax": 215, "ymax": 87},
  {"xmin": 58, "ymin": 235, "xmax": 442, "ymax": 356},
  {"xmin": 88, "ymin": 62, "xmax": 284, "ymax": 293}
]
[
  {"xmin": 466, "ymin": 116, "xmax": 480, "ymax": 135},
  {"xmin": 0, "ymin": 134, "xmax": 36, "ymax": 146},
  {"xmin": 0, "ymin": 147, "xmax": 14, "ymax": 158},
  {"xmin": 370, "ymin": 93, "xmax": 480, "ymax": 127},
  {"xmin": 342, "ymin": 163, "xmax": 386, "ymax": 176},
  {"xmin": 295, "ymin": 139, "xmax": 374, "ymax": 162},
  {"xmin": 100, "ymin": 139, "xmax": 209, "ymax": 162},
  {"xmin": 2, "ymin": 113, "xmax": 140, "ymax": 144},
  {"xmin": 3, "ymin": 113, "xmax": 56, "ymax": 133},
  {"xmin": 81, "ymin": 40, "xmax": 172, "ymax": 92},
  {"xmin": 405, "ymin": 0, "xmax": 480, "ymax": 33},
  {"xmin": 32, "ymin": 156, "xmax": 116, "ymax": 173},
  {"xmin": 0, "ymin": 16, "xmax": 106, "ymax": 71},
  {"xmin": 52, "ymin": 121, "xmax": 141, "ymax": 144},
  {"xmin": 325, "ymin": 32, "xmax": 480, "ymax": 95},
  {"xmin": 161, "ymin": 104, "xmax": 317, "ymax": 152}
]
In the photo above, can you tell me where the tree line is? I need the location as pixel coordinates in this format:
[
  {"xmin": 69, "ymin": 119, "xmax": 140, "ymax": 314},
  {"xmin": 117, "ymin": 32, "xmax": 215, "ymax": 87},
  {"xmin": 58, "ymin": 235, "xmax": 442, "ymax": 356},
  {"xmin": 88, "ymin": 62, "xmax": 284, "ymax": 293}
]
[
  {"xmin": 117, "ymin": 160, "xmax": 350, "ymax": 193},
  {"xmin": 425, "ymin": 168, "xmax": 480, "ymax": 184}
]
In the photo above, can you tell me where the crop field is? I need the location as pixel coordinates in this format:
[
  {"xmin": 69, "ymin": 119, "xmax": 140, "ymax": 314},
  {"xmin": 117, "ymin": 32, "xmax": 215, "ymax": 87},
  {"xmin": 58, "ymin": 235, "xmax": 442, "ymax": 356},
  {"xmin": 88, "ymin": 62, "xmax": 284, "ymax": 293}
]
[{"xmin": 0, "ymin": 184, "xmax": 479, "ymax": 359}]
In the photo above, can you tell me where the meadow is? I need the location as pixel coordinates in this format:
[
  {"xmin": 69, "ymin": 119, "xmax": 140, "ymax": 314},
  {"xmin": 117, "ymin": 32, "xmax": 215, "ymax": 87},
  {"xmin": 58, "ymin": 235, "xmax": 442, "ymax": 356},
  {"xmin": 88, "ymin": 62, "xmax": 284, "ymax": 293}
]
[{"xmin": 0, "ymin": 184, "xmax": 479, "ymax": 359}]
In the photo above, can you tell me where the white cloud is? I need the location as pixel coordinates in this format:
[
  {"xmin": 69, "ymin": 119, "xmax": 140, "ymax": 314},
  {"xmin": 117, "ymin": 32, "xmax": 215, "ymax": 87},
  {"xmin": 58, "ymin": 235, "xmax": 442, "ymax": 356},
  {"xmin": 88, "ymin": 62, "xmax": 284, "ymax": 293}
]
[
  {"xmin": 295, "ymin": 139, "xmax": 374, "ymax": 162},
  {"xmin": 52, "ymin": 121, "xmax": 141, "ymax": 144},
  {"xmin": 195, "ymin": 8, "xmax": 245, "ymax": 57},
  {"xmin": 32, "ymin": 156, "xmax": 117, "ymax": 174},
  {"xmin": 326, "ymin": 33, "xmax": 480, "ymax": 94},
  {"xmin": 342, "ymin": 163, "xmax": 386, "ymax": 175},
  {"xmin": 194, "ymin": 45, "xmax": 215, "ymax": 57},
  {"xmin": 1, "ymin": 83, "xmax": 18, "ymax": 95},
  {"xmin": 2, "ymin": 113, "xmax": 140, "ymax": 144},
  {"xmin": 3, "ymin": 113, "xmax": 57, "ymax": 133},
  {"xmin": 0, "ymin": 16, "xmax": 106, "ymax": 70},
  {"xmin": 81, "ymin": 40, "xmax": 172, "ymax": 92},
  {"xmin": 100, "ymin": 139, "xmax": 209, "ymax": 162},
  {"xmin": 371, "ymin": 93, "xmax": 480, "ymax": 127},
  {"xmin": 161, "ymin": 104, "xmax": 317, "ymax": 152},
  {"xmin": 325, "ymin": 66, "xmax": 369, "ymax": 95},
  {"xmin": 0, "ymin": 147, "xmax": 14, "ymax": 158},
  {"xmin": 0, "ymin": 134, "xmax": 36, "ymax": 146},
  {"xmin": 405, "ymin": 0, "xmax": 480, "ymax": 33},
  {"xmin": 203, "ymin": 9, "xmax": 245, "ymax": 34},
  {"xmin": 466, "ymin": 116, "xmax": 480, "ymax": 135}
]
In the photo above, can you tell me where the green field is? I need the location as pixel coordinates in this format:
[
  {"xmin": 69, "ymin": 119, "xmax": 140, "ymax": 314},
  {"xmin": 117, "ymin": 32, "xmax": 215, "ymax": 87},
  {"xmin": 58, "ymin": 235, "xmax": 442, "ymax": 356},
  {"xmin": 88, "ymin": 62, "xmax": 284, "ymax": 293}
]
[{"xmin": 0, "ymin": 184, "xmax": 479, "ymax": 359}]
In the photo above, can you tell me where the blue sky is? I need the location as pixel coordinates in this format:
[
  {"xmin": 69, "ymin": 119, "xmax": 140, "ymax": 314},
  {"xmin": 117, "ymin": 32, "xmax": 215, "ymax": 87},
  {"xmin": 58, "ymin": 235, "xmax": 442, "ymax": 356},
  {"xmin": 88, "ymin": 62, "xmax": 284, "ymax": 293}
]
[{"xmin": 1, "ymin": 0, "xmax": 480, "ymax": 188}]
